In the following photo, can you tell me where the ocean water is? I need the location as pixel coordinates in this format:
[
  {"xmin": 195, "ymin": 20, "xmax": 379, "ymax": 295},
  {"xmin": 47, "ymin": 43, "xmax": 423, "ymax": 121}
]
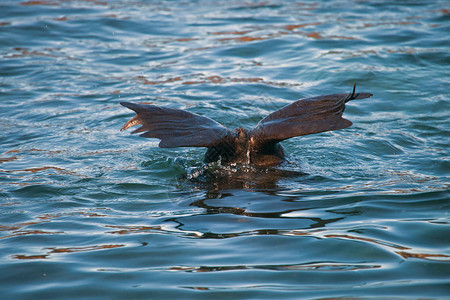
[{"xmin": 0, "ymin": 0, "xmax": 449, "ymax": 299}]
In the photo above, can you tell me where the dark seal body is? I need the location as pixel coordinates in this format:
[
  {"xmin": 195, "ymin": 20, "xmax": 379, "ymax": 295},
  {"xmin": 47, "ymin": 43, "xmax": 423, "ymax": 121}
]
[{"xmin": 204, "ymin": 127, "xmax": 285, "ymax": 166}]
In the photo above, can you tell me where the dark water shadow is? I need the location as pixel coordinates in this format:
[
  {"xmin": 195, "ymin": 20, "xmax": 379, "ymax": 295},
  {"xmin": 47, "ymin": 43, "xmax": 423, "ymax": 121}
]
[
  {"xmin": 185, "ymin": 162, "xmax": 307, "ymax": 196},
  {"xmin": 163, "ymin": 162, "xmax": 346, "ymax": 239}
]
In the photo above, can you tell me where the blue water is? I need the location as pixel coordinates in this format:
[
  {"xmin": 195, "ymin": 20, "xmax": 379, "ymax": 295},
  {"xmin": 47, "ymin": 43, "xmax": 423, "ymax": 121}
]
[{"xmin": 1, "ymin": 0, "xmax": 449, "ymax": 299}]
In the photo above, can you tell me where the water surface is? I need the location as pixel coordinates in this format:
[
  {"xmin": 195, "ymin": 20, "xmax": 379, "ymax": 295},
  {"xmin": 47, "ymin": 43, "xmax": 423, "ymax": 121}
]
[{"xmin": 0, "ymin": 0, "xmax": 449, "ymax": 299}]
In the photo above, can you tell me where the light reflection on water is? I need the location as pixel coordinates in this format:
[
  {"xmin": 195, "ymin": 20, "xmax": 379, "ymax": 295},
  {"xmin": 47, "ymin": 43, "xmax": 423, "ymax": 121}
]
[{"xmin": 1, "ymin": 0, "xmax": 449, "ymax": 299}]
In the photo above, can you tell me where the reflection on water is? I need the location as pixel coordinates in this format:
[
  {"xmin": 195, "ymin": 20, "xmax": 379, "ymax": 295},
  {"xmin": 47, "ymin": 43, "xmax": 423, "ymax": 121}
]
[
  {"xmin": 186, "ymin": 163, "xmax": 306, "ymax": 191},
  {"xmin": 168, "ymin": 262, "xmax": 381, "ymax": 273},
  {"xmin": 13, "ymin": 244, "xmax": 125, "ymax": 260},
  {"xmin": 1, "ymin": 0, "xmax": 449, "ymax": 298}
]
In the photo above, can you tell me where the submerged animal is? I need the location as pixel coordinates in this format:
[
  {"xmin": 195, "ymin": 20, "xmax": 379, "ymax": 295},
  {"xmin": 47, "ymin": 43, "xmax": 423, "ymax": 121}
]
[{"xmin": 120, "ymin": 84, "xmax": 372, "ymax": 167}]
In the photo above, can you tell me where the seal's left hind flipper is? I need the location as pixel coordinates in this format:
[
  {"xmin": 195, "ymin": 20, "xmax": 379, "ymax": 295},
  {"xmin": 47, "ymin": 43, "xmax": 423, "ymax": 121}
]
[{"xmin": 120, "ymin": 102, "xmax": 232, "ymax": 148}]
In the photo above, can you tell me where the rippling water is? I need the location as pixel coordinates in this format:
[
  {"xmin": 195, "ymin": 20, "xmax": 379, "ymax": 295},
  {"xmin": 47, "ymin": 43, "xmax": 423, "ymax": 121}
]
[{"xmin": 1, "ymin": 0, "xmax": 449, "ymax": 299}]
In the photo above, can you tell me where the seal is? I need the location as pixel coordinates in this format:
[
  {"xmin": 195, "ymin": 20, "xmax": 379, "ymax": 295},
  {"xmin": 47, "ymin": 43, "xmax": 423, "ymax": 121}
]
[{"xmin": 120, "ymin": 84, "xmax": 372, "ymax": 166}]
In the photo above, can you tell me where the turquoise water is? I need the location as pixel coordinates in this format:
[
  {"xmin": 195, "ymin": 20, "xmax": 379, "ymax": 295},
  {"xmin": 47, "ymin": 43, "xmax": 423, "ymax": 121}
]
[{"xmin": 1, "ymin": 0, "xmax": 449, "ymax": 298}]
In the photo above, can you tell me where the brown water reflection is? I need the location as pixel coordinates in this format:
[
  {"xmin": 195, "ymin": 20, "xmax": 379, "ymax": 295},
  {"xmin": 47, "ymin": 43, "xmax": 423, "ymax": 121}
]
[
  {"xmin": 135, "ymin": 74, "xmax": 299, "ymax": 87},
  {"xmin": 1, "ymin": 211, "xmax": 107, "ymax": 240},
  {"xmin": 396, "ymin": 251, "xmax": 450, "ymax": 261},
  {"xmin": 105, "ymin": 225, "xmax": 163, "ymax": 235}
]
